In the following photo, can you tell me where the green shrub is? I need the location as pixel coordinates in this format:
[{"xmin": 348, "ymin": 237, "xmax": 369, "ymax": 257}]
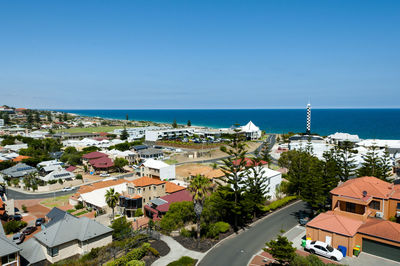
[
  {"xmin": 148, "ymin": 246, "xmax": 160, "ymax": 257},
  {"xmin": 160, "ymin": 201, "xmax": 195, "ymax": 232},
  {"xmin": 134, "ymin": 208, "xmax": 143, "ymax": 217},
  {"xmin": 180, "ymin": 228, "xmax": 196, "ymax": 238},
  {"xmin": 110, "ymin": 216, "xmax": 132, "ymax": 240},
  {"xmin": 4, "ymin": 220, "xmax": 28, "ymax": 234},
  {"xmin": 21, "ymin": 204, "xmax": 28, "ymax": 213},
  {"xmin": 75, "ymin": 174, "xmax": 83, "ymax": 180},
  {"xmin": 167, "ymin": 256, "xmax": 196, "ymax": 266},
  {"xmin": 107, "ymin": 243, "xmax": 150, "ymax": 266},
  {"xmin": 263, "ymin": 196, "xmax": 297, "ymax": 212},
  {"xmin": 75, "ymin": 202, "xmax": 84, "ymax": 210},
  {"xmin": 67, "ymin": 209, "xmax": 76, "ymax": 213},
  {"xmin": 205, "ymin": 221, "xmax": 230, "ymax": 239},
  {"xmin": 126, "ymin": 260, "xmax": 145, "ymax": 266}
]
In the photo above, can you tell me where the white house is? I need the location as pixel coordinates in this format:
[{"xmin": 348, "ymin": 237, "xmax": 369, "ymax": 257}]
[
  {"xmin": 79, "ymin": 182, "xmax": 127, "ymax": 211},
  {"xmin": 139, "ymin": 158, "xmax": 176, "ymax": 180},
  {"xmin": 40, "ymin": 167, "xmax": 75, "ymax": 182},
  {"xmin": 240, "ymin": 121, "xmax": 262, "ymax": 140},
  {"xmin": 327, "ymin": 132, "xmax": 360, "ymax": 144},
  {"xmin": 239, "ymin": 166, "xmax": 282, "ymax": 200}
]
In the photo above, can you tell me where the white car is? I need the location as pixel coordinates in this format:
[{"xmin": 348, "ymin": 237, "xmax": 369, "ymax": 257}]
[
  {"xmin": 305, "ymin": 240, "xmax": 343, "ymax": 261},
  {"xmin": 62, "ymin": 187, "xmax": 74, "ymax": 192},
  {"xmin": 100, "ymin": 173, "xmax": 110, "ymax": 177}
]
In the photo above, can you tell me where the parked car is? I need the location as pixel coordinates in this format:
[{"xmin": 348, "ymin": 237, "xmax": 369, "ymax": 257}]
[
  {"xmin": 23, "ymin": 226, "xmax": 37, "ymax": 235},
  {"xmin": 99, "ymin": 173, "xmax": 110, "ymax": 177},
  {"xmin": 12, "ymin": 233, "xmax": 25, "ymax": 245},
  {"xmin": 35, "ymin": 218, "xmax": 45, "ymax": 226},
  {"xmin": 62, "ymin": 187, "xmax": 73, "ymax": 192},
  {"xmin": 305, "ymin": 240, "xmax": 343, "ymax": 261},
  {"xmin": 9, "ymin": 214, "xmax": 22, "ymax": 221},
  {"xmin": 298, "ymin": 210, "xmax": 310, "ymax": 226}
]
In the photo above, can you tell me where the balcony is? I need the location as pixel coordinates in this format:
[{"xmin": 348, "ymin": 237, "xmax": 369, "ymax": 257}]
[{"xmin": 334, "ymin": 206, "xmax": 371, "ymax": 222}]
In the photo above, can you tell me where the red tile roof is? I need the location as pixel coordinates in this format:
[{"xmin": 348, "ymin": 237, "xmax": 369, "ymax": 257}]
[
  {"xmin": 82, "ymin": 151, "xmax": 108, "ymax": 160},
  {"xmin": 331, "ymin": 176, "xmax": 395, "ymax": 200},
  {"xmin": 392, "ymin": 184, "xmax": 400, "ymax": 200},
  {"xmin": 130, "ymin": 176, "xmax": 166, "ymax": 187},
  {"xmin": 358, "ymin": 218, "xmax": 400, "ymax": 243},
  {"xmin": 12, "ymin": 155, "xmax": 30, "ymax": 162},
  {"xmin": 156, "ymin": 190, "xmax": 193, "ymax": 212},
  {"xmin": 232, "ymin": 157, "xmax": 267, "ymax": 167},
  {"xmin": 306, "ymin": 211, "xmax": 363, "ymax": 237},
  {"xmin": 65, "ymin": 166, "xmax": 77, "ymax": 172},
  {"xmin": 89, "ymin": 157, "xmax": 114, "ymax": 169},
  {"xmin": 165, "ymin": 181, "xmax": 186, "ymax": 194}
]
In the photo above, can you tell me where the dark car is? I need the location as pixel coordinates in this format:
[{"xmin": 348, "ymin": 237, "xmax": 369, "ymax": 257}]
[
  {"xmin": 35, "ymin": 218, "xmax": 45, "ymax": 226},
  {"xmin": 12, "ymin": 233, "xmax": 25, "ymax": 245},
  {"xmin": 298, "ymin": 211, "xmax": 310, "ymax": 226},
  {"xmin": 23, "ymin": 226, "xmax": 37, "ymax": 235},
  {"xmin": 9, "ymin": 214, "xmax": 22, "ymax": 221}
]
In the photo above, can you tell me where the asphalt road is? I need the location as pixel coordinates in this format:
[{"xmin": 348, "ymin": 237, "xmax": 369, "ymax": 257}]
[
  {"xmin": 6, "ymin": 187, "xmax": 78, "ymax": 200},
  {"xmin": 199, "ymin": 200, "xmax": 308, "ymax": 266}
]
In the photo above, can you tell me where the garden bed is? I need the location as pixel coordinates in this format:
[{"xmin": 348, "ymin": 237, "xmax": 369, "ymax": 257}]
[{"xmin": 143, "ymin": 240, "xmax": 170, "ymax": 266}]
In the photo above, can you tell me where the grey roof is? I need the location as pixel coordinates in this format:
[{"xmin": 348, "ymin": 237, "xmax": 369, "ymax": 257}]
[
  {"xmin": 0, "ymin": 222, "xmax": 21, "ymax": 257},
  {"xmin": 133, "ymin": 145, "xmax": 148, "ymax": 151},
  {"xmin": 19, "ymin": 238, "xmax": 46, "ymax": 265},
  {"xmin": 35, "ymin": 212, "xmax": 113, "ymax": 248},
  {"xmin": 150, "ymin": 198, "xmax": 168, "ymax": 206},
  {"xmin": 45, "ymin": 207, "xmax": 74, "ymax": 228},
  {"xmin": 50, "ymin": 151, "xmax": 64, "ymax": 159},
  {"xmin": 139, "ymin": 148, "xmax": 163, "ymax": 156},
  {"xmin": 1, "ymin": 163, "xmax": 37, "ymax": 178}
]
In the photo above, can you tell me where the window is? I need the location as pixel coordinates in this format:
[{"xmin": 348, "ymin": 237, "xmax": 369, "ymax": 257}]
[
  {"xmin": 143, "ymin": 188, "xmax": 146, "ymax": 192},
  {"xmin": 345, "ymin": 202, "xmax": 356, "ymax": 213},
  {"xmin": 397, "ymin": 203, "xmax": 400, "ymax": 210},
  {"xmin": 47, "ymin": 247, "xmax": 59, "ymax": 257},
  {"xmin": 1, "ymin": 253, "xmax": 16, "ymax": 264},
  {"xmin": 153, "ymin": 186, "xmax": 156, "ymax": 191},
  {"xmin": 149, "ymin": 197, "xmax": 151, "ymax": 201},
  {"xmin": 369, "ymin": 200, "xmax": 380, "ymax": 210}
]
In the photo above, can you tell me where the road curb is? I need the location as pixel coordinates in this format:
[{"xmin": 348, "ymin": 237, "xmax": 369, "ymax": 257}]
[{"xmin": 197, "ymin": 200, "xmax": 302, "ymax": 265}]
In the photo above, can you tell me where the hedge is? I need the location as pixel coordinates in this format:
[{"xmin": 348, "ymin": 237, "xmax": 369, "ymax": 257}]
[
  {"xmin": 4, "ymin": 220, "xmax": 28, "ymax": 234},
  {"xmin": 205, "ymin": 221, "xmax": 230, "ymax": 239},
  {"xmin": 106, "ymin": 243, "xmax": 150, "ymax": 266},
  {"xmin": 262, "ymin": 196, "xmax": 298, "ymax": 212},
  {"xmin": 126, "ymin": 260, "xmax": 145, "ymax": 266}
]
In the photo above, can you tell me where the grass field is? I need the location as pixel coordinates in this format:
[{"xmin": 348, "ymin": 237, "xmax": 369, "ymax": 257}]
[
  {"xmin": 40, "ymin": 194, "xmax": 72, "ymax": 208},
  {"xmin": 56, "ymin": 126, "xmax": 124, "ymax": 133}
]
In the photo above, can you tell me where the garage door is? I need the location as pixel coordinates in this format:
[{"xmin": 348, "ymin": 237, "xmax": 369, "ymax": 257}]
[{"xmin": 362, "ymin": 238, "xmax": 400, "ymax": 262}]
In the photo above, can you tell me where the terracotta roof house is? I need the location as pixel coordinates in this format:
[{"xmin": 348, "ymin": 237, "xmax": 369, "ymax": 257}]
[
  {"xmin": 145, "ymin": 189, "xmax": 193, "ymax": 219},
  {"xmin": 165, "ymin": 181, "xmax": 185, "ymax": 194},
  {"xmin": 82, "ymin": 152, "xmax": 114, "ymax": 173},
  {"xmin": 306, "ymin": 176, "xmax": 400, "ymax": 261},
  {"xmin": 82, "ymin": 151, "xmax": 108, "ymax": 160}
]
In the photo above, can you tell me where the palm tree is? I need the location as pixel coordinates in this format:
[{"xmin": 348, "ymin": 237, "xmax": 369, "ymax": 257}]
[
  {"xmin": 105, "ymin": 188, "xmax": 120, "ymax": 221},
  {"xmin": 188, "ymin": 174, "xmax": 212, "ymax": 246}
]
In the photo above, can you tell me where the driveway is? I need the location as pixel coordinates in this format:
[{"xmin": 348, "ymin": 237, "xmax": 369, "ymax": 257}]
[{"xmin": 198, "ymin": 201, "xmax": 308, "ymax": 266}]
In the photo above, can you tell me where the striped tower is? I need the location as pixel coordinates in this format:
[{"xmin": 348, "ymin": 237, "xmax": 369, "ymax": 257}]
[{"xmin": 306, "ymin": 103, "xmax": 311, "ymax": 135}]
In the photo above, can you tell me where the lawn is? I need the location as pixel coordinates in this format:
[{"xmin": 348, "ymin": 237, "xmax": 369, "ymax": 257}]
[
  {"xmin": 164, "ymin": 159, "xmax": 179, "ymax": 165},
  {"xmin": 40, "ymin": 194, "xmax": 72, "ymax": 208},
  {"xmin": 55, "ymin": 126, "xmax": 124, "ymax": 133}
]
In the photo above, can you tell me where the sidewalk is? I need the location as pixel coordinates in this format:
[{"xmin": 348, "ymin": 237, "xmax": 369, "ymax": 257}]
[{"xmin": 152, "ymin": 235, "xmax": 205, "ymax": 266}]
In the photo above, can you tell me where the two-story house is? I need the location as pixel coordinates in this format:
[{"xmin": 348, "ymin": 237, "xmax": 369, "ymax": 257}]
[
  {"xmin": 1, "ymin": 223, "xmax": 21, "ymax": 266},
  {"xmin": 138, "ymin": 159, "xmax": 175, "ymax": 180},
  {"xmin": 306, "ymin": 176, "xmax": 400, "ymax": 261}
]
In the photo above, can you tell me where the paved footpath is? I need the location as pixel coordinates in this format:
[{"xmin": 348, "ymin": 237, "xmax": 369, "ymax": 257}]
[{"xmin": 152, "ymin": 235, "xmax": 205, "ymax": 266}]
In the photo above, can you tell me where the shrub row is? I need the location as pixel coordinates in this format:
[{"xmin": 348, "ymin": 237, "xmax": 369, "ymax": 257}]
[
  {"xmin": 106, "ymin": 243, "xmax": 150, "ymax": 266},
  {"xmin": 262, "ymin": 196, "xmax": 298, "ymax": 212},
  {"xmin": 4, "ymin": 220, "xmax": 28, "ymax": 234}
]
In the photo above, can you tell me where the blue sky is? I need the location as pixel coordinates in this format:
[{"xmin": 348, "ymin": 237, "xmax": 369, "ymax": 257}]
[{"xmin": 0, "ymin": 0, "xmax": 399, "ymax": 109}]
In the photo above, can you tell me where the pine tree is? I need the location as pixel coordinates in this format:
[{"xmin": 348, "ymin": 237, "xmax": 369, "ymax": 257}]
[
  {"xmin": 34, "ymin": 112, "xmax": 40, "ymax": 123},
  {"xmin": 172, "ymin": 119, "xmax": 178, "ymax": 128},
  {"xmin": 126, "ymin": 113, "xmax": 129, "ymax": 121},
  {"xmin": 264, "ymin": 231, "xmax": 297, "ymax": 264},
  {"xmin": 3, "ymin": 113, "xmax": 10, "ymax": 125},
  {"xmin": 220, "ymin": 132, "xmax": 247, "ymax": 231},
  {"xmin": 334, "ymin": 141, "xmax": 357, "ymax": 181},
  {"xmin": 358, "ymin": 145, "xmax": 392, "ymax": 180},
  {"xmin": 27, "ymin": 112, "xmax": 33, "ymax": 126},
  {"xmin": 47, "ymin": 112, "xmax": 52, "ymax": 122},
  {"xmin": 120, "ymin": 127, "xmax": 129, "ymax": 140},
  {"xmin": 63, "ymin": 112, "xmax": 68, "ymax": 121},
  {"xmin": 187, "ymin": 120, "xmax": 191, "ymax": 127}
]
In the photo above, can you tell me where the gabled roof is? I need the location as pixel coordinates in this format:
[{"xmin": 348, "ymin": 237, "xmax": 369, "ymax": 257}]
[
  {"xmin": 0, "ymin": 223, "xmax": 21, "ymax": 257},
  {"xmin": 89, "ymin": 157, "xmax": 114, "ymax": 168},
  {"xmin": 156, "ymin": 189, "xmax": 193, "ymax": 213},
  {"xmin": 330, "ymin": 176, "xmax": 394, "ymax": 200},
  {"xmin": 131, "ymin": 176, "xmax": 166, "ymax": 187},
  {"xmin": 35, "ymin": 212, "xmax": 112, "ymax": 248},
  {"xmin": 358, "ymin": 218, "xmax": 400, "ymax": 243},
  {"xmin": 141, "ymin": 158, "xmax": 169, "ymax": 169},
  {"xmin": 65, "ymin": 165, "xmax": 77, "ymax": 172},
  {"xmin": 165, "ymin": 181, "xmax": 185, "ymax": 194},
  {"xmin": 82, "ymin": 151, "xmax": 108, "ymax": 160},
  {"xmin": 306, "ymin": 211, "xmax": 363, "ymax": 237}
]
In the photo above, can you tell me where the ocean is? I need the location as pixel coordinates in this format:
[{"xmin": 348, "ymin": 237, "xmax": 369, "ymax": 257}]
[{"xmin": 55, "ymin": 109, "xmax": 400, "ymax": 140}]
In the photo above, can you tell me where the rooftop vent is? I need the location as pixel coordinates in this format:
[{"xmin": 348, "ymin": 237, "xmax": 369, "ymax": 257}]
[{"xmin": 362, "ymin": 191, "xmax": 368, "ymax": 197}]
